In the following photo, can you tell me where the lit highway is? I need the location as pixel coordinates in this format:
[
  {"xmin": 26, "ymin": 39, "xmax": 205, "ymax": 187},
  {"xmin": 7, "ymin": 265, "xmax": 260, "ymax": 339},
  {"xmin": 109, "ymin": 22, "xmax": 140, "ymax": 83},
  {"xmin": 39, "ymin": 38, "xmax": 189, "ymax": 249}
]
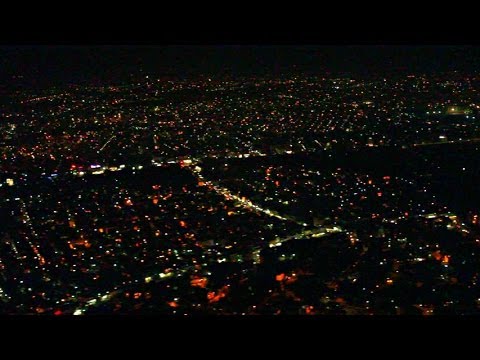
[{"xmin": 187, "ymin": 158, "xmax": 306, "ymax": 226}]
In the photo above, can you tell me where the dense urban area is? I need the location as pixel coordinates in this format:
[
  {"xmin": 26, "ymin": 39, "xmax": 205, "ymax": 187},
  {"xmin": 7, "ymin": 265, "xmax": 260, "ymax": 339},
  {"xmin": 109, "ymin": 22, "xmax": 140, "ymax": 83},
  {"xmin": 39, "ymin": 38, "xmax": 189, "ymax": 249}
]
[{"xmin": 2, "ymin": 71, "xmax": 480, "ymax": 315}]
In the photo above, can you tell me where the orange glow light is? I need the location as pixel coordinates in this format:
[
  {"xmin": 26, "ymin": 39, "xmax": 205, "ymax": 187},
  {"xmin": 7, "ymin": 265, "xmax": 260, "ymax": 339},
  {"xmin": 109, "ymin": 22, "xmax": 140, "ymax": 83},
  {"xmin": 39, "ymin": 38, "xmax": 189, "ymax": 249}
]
[{"xmin": 190, "ymin": 277, "xmax": 208, "ymax": 288}]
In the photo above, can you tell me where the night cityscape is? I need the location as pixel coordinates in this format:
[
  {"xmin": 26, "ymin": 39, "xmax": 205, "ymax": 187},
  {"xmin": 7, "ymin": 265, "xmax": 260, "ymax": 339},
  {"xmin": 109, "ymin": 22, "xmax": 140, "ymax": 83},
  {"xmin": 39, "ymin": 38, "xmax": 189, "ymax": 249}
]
[{"xmin": 3, "ymin": 46, "xmax": 480, "ymax": 315}]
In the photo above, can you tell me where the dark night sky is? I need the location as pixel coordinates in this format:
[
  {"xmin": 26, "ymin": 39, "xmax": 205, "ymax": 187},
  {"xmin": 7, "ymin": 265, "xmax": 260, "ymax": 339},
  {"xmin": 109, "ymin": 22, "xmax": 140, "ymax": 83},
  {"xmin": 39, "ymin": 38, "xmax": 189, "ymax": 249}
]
[{"xmin": 1, "ymin": 46, "xmax": 479, "ymax": 89}]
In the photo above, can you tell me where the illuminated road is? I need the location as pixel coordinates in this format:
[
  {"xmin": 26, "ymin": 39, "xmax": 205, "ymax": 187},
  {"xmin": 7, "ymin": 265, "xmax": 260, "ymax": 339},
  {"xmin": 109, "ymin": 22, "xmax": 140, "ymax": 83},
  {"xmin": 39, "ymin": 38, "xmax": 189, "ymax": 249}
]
[
  {"xmin": 412, "ymin": 137, "xmax": 480, "ymax": 147},
  {"xmin": 71, "ymin": 266, "xmax": 193, "ymax": 315},
  {"xmin": 98, "ymin": 134, "xmax": 116, "ymax": 152},
  {"xmin": 187, "ymin": 159, "xmax": 307, "ymax": 227},
  {"xmin": 267, "ymin": 226, "xmax": 344, "ymax": 248},
  {"xmin": 252, "ymin": 226, "xmax": 344, "ymax": 263},
  {"xmin": 18, "ymin": 199, "xmax": 46, "ymax": 270}
]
